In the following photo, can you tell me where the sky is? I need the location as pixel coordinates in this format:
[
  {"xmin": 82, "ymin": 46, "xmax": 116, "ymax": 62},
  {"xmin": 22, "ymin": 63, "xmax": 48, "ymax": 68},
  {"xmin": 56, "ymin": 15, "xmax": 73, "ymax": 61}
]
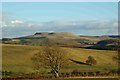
[
  {"xmin": 2, "ymin": 0, "xmax": 119, "ymax": 2},
  {"xmin": 1, "ymin": 2, "xmax": 118, "ymax": 38}
]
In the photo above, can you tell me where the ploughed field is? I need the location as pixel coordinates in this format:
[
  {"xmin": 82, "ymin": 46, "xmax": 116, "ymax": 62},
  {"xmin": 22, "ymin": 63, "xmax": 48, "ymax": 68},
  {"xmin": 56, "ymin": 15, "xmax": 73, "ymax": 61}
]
[{"xmin": 2, "ymin": 44, "xmax": 118, "ymax": 76}]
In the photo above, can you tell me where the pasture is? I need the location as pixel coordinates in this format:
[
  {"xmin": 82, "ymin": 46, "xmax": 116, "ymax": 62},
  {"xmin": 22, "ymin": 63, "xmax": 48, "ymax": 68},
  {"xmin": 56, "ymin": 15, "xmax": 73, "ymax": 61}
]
[{"xmin": 2, "ymin": 44, "xmax": 118, "ymax": 76}]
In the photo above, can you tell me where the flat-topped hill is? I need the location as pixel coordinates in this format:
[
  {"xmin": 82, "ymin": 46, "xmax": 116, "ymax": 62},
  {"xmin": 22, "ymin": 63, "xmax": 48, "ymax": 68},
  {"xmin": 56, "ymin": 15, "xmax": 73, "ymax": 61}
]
[{"xmin": 2, "ymin": 32, "xmax": 119, "ymax": 50}]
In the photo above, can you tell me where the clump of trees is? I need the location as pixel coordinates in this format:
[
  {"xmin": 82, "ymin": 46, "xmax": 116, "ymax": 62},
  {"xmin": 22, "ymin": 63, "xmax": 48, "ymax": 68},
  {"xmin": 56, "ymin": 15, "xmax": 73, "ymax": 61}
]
[
  {"xmin": 86, "ymin": 56, "xmax": 97, "ymax": 66},
  {"xmin": 32, "ymin": 46, "xmax": 68, "ymax": 78}
]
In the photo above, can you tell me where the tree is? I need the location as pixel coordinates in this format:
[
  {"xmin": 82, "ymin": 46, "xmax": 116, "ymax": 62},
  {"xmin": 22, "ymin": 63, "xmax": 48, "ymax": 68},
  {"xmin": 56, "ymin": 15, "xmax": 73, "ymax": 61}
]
[
  {"xmin": 32, "ymin": 46, "xmax": 68, "ymax": 78},
  {"xmin": 86, "ymin": 56, "xmax": 97, "ymax": 66}
]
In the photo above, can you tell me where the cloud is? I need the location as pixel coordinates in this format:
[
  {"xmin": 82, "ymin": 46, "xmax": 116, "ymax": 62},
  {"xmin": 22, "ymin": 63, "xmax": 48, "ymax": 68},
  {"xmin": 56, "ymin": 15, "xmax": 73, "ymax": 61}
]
[
  {"xmin": 37, "ymin": 20, "xmax": 118, "ymax": 31},
  {"xmin": 1, "ymin": 20, "xmax": 25, "ymax": 27},
  {"xmin": 2, "ymin": 19, "xmax": 118, "ymax": 38},
  {"xmin": 11, "ymin": 20, "xmax": 24, "ymax": 24}
]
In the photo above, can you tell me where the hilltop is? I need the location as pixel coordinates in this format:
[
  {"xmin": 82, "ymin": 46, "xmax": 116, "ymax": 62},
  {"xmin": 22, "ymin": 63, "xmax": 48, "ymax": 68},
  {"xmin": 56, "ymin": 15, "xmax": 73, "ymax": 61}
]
[{"xmin": 2, "ymin": 32, "xmax": 119, "ymax": 50}]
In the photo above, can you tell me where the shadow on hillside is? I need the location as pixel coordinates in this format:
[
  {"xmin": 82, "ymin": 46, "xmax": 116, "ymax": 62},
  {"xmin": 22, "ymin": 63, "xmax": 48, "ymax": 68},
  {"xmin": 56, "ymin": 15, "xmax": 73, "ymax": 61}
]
[
  {"xmin": 69, "ymin": 59, "xmax": 89, "ymax": 66},
  {"xmin": 86, "ymin": 45, "xmax": 119, "ymax": 50}
]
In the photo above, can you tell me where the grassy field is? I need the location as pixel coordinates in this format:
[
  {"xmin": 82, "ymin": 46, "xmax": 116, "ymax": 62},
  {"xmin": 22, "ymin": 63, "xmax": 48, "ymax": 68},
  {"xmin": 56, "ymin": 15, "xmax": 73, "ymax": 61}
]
[{"xmin": 2, "ymin": 44, "xmax": 118, "ymax": 74}]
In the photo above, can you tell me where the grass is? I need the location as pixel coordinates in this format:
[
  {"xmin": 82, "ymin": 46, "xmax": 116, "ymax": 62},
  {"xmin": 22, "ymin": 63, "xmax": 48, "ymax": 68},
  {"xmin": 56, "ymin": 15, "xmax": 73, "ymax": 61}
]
[{"xmin": 2, "ymin": 44, "xmax": 118, "ymax": 74}]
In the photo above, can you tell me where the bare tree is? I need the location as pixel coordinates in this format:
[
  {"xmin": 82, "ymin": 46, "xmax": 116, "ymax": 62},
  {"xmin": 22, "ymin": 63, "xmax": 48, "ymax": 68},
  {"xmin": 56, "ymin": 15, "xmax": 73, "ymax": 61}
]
[{"xmin": 32, "ymin": 46, "xmax": 68, "ymax": 78}]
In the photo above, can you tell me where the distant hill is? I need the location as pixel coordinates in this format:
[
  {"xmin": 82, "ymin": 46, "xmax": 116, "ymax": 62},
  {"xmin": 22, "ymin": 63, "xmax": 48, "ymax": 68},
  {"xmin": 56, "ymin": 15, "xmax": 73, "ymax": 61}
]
[
  {"xmin": 2, "ymin": 32, "xmax": 119, "ymax": 50},
  {"xmin": 33, "ymin": 32, "xmax": 79, "ymax": 39},
  {"xmin": 87, "ymin": 39, "xmax": 120, "ymax": 50}
]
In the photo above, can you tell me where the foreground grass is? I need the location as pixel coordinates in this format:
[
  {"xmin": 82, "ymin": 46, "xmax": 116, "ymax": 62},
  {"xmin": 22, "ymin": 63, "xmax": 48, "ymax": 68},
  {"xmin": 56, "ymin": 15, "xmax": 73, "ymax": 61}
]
[{"xmin": 2, "ymin": 44, "xmax": 118, "ymax": 74}]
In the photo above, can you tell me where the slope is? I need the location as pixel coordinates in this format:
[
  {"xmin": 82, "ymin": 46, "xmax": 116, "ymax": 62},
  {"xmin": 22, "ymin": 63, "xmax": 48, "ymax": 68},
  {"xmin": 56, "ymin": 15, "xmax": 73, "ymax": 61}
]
[{"xmin": 2, "ymin": 44, "xmax": 118, "ymax": 73}]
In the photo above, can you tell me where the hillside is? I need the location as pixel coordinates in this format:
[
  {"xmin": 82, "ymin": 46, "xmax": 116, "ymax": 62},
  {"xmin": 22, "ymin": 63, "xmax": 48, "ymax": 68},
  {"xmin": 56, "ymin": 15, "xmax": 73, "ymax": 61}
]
[
  {"xmin": 87, "ymin": 39, "xmax": 120, "ymax": 50},
  {"xmin": 2, "ymin": 44, "xmax": 118, "ymax": 73},
  {"xmin": 2, "ymin": 32, "xmax": 119, "ymax": 50}
]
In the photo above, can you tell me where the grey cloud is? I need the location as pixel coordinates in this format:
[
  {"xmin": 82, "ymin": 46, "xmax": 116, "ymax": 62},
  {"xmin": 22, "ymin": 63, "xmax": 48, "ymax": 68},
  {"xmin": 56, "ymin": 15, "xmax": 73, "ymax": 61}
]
[{"xmin": 2, "ymin": 20, "xmax": 118, "ymax": 38}]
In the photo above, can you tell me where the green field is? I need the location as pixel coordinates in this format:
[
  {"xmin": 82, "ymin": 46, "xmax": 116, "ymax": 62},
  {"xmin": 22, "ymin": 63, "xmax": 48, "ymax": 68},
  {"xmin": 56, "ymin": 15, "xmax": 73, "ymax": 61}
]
[{"xmin": 2, "ymin": 44, "xmax": 118, "ymax": 74}]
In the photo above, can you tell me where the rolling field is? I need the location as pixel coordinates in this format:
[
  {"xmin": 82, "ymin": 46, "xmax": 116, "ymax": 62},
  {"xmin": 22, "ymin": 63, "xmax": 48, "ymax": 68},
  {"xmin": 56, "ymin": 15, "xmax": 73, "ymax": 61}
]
[{"xmin": 2, "ymin": 44, "xmax": 118, "ymax": 74}]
